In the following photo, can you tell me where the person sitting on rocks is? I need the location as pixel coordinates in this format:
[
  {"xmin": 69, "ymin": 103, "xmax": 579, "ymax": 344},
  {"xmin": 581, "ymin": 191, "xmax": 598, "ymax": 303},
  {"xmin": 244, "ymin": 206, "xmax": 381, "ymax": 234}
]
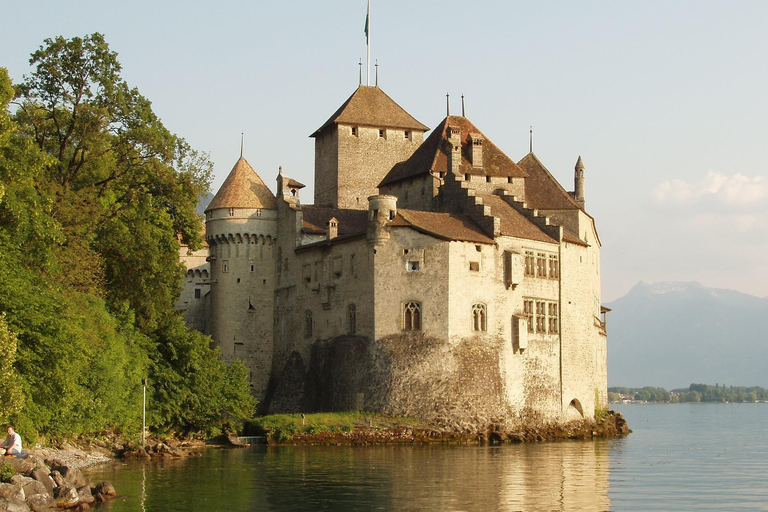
[{"xmin": 0, "ymin": 425, "xmax": 22, "ymax": 456}]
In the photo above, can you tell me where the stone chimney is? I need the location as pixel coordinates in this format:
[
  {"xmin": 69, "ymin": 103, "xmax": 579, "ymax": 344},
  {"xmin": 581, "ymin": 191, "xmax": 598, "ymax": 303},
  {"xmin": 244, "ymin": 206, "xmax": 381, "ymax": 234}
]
[
  {"xmin": 469, "ymin": 133, "xmax": 483, "ymax": 168},
  {"xmin": 326, "ymin": 217, "xmax": 338, "ymax": 240},
  {"xmin": 574, "ymin": 156, "xmax": 585, "ymax": 208},
  {"xmin": 447, "ymin": 124, "xmax": 462, "ymax": 176}
]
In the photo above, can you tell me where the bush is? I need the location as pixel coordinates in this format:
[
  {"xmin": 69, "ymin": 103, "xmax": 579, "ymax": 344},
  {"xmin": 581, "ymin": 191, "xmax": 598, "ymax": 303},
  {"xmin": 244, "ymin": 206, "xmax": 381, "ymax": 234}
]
[{"xmin": 0, "ymin": 463, "xmax": 16, "ymax": 482}]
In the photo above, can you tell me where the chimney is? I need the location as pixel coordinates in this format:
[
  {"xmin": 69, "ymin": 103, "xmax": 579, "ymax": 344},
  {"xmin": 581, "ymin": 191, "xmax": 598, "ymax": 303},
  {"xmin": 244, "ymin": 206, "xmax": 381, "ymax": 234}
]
[
  {"xmin": 447, "ymin": 124, "xmax": 462, "ymax": 176},
  {"xmin": 469, "ymin": 133, "xmax": 483, "ymax": 168},
  {"xmin": 327, "ymin": 217, "xmax": 338, "ymax": 240}
]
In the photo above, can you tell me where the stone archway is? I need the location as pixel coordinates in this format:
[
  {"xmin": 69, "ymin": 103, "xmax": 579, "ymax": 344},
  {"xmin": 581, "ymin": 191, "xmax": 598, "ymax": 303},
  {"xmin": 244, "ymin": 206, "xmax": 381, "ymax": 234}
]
[{"xmin": 566, "ymin": 398, "xmax": 584, "ymax": 421}]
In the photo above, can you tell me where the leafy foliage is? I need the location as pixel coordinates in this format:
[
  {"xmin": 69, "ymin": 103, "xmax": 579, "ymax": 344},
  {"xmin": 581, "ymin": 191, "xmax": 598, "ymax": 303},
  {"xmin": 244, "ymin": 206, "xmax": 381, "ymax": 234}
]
[{"xmin": 0, "ymin": 33, "xmax": 254, "ymax": 438}]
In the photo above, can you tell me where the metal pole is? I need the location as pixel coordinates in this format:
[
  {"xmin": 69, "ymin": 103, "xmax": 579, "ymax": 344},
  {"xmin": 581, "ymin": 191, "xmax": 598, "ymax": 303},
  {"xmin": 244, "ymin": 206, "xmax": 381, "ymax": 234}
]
[
  {"xmin": 366, "ymin": 0, "xmax": 371, "ymax": 86},
  {"xmin": 142, "ymin": 378, "xmax": 147, "ymax": 446}
]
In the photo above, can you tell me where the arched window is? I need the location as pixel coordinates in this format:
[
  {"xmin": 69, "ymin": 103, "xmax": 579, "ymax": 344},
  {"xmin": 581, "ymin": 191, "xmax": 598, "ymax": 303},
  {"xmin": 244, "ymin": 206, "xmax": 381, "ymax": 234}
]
[
  {"xmin": 472, "ymin": 303, "xmax": 487, "ymax": 332},
  {"xmin": 304, "ymin": 311, "xmax": 313, "ymax": 338},
  {"xmin": 347, "ymin": 304, "xmax": 357, "ymax": 335},
  {"xmin": 403, "ymin": 301, "xmax": 422, "ymax": 331}
]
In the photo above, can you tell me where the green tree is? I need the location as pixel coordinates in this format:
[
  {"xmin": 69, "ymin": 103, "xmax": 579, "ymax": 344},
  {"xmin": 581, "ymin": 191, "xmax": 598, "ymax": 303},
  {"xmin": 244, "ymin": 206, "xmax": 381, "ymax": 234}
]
[{"xmin": 0, "ymin": 314, "xmax": 24, "ymax": 424}]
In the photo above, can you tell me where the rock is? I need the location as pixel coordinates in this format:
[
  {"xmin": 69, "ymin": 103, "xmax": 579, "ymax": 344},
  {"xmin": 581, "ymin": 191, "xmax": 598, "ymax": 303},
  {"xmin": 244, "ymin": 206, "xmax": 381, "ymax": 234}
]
[
  {"xmin": 0, "ymin": 496, "xmax": 31, "ymax": 512},
  {"xmin": 53, "ymin": 485, "xmax": 79, "ymax": 509},
  {"xmin": 30, "ymin": 469, "xmax": 55, "ymax": 496},
  {"xmin": 25, "ymin": 492, "xmax": 54, "ymax": 511},
  {"xmin": 3, "ymin": 457, "xmax": 36, "ymax": 476},
  {"xmin": 50, "ymin": 466, "xmax": 89, "ymax": 489},
  {"xmin": 0, "ymin": 482, "xmax": 24, "ymax": 500},
  {"xmin": 76, "ymin": 485, "xmax": 94, "ymax": 505},
  {"xmin": 92, "ymin": 481, "xmax": 115, "ymax": 498},
  {"xmin": 10, "ymin": 476, "xmax": 47, "ymax": 498},
  {"xmin": 49, "ymin": 470, "xmax": 66, "ymax": 489}
]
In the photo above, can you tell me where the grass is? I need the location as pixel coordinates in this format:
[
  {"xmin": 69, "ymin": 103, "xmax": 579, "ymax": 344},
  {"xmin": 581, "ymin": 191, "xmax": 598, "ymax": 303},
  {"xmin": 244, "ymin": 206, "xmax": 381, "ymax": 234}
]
[{"xmin": 247, "ymin": 412, "xmax": 429, "ymax": 442}]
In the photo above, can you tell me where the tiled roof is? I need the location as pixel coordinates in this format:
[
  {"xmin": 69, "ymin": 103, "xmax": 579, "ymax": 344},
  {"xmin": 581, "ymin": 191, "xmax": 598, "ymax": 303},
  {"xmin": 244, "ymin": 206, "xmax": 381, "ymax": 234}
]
[
  {"xmin": 481, "ymin": 195, "xmax": 557, "ymax": 244},
  {"xmin": 393, "ymin": 209, "xmax": 494, "ymax": 244},
  {"xmin": 311, "ymin": 86, "xmax": 429, "ymax": 137},
  {"xmin": 380, "ymin": 116, "xmax": 528, "ymax": 186},
  {"xmin": 205, "ymin": 158, "xmax": 276, "ymax": 212},
  {"xmin": 517, "ymin": 153, "xmax": 581, "ymax": 211},
  {"xmin": 302, "ymin": 207, "xmax": 368, "ymax": 236}
]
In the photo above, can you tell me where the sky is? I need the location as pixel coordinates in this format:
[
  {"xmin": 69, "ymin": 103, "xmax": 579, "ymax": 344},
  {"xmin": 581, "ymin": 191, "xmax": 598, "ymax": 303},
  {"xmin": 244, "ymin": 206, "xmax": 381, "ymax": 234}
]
[{"xmin": 2, "ymin": 0, "xmax": 766, "ymax": 302}]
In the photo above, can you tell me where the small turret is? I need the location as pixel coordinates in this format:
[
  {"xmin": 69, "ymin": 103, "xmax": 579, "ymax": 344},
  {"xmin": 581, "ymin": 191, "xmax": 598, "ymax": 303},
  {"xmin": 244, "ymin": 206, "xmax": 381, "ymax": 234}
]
[{"xmin": 574, "ymin": 156, "xmax": 585, "ymax": 208}]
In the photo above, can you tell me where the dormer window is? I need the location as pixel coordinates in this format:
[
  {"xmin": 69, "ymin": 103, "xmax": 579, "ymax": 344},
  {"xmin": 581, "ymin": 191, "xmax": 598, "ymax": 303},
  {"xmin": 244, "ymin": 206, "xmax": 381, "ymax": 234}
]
[{"xmin": 404, "ymin": 130, "xmax": 410, "ymax": 140}]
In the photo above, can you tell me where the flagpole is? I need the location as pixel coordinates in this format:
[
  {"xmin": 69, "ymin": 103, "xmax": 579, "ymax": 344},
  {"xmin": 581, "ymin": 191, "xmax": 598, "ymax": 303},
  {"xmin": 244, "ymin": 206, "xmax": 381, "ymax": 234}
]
[{"xmin": 366, "ymin": 0, "xmax": 371, "ymax": 86}]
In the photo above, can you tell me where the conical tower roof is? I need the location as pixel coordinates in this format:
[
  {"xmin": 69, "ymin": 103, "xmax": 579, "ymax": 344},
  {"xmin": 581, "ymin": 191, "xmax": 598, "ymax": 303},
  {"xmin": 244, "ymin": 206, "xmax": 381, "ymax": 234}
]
[
  {"xmin": 310, "ymin": 86, "xmax": 429, "ymax": 137},
  {"xmin": 205, "ymin": 157, "xmax": 276, "ymax": 212}
]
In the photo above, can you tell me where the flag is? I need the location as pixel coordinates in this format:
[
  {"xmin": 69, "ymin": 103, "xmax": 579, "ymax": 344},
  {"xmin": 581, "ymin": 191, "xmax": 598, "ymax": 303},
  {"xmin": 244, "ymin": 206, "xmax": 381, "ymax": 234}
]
[{"xmin": 364, "ymin": 0, "xmax": 370, "ymax": 44}]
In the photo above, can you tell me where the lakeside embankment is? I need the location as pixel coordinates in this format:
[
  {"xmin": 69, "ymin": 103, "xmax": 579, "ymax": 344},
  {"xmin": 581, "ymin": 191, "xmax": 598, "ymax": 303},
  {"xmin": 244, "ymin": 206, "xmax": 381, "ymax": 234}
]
[{"xmin": 246, "ymin": 410, "xmax": 631, "ymax": 446}]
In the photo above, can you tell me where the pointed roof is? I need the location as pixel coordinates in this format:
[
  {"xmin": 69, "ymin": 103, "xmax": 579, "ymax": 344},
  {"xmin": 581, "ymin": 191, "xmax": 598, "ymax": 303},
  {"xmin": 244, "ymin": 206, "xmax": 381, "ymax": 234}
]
[
  {"xmin": 379, "ymin": 116, "xmax": 528, "ymax": 186},
  {"xmin": 205, "ymin": 157, "xmax": 276, "ymax": 212},
  {"xmin": 575, "ymin": 155, "xmax": 585, "ymax": 171},
  {"xmin": 310, "ymin": 86, "xmax": 428, "ymax": 137},
  {"xmin": 517, "ymin": 152, "xmax": 582, "ymax": 211}
]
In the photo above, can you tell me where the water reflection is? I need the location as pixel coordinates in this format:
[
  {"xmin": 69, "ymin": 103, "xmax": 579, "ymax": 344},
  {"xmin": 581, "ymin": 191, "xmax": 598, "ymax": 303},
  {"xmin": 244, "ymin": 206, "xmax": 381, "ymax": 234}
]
[{"xmin": 87, "ymin": 441, "xmax": 610, "ymax": 512}]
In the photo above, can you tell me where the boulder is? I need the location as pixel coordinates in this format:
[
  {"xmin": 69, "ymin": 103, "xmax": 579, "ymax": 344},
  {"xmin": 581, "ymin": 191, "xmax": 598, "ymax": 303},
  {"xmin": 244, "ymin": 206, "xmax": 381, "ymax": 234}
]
[
  {"xmin": 25, "ymin": 492, "xmax": 54, "ymax": 511},
  {"xmin": 0, "ymin": 496, "xmax": 30, "ymax": 512},
  {"xmin": 3, "ymin": 457, "xmax": 36, "ymax": 476},
  {"xmin": 92, "ymin": 481, "xmax": 115, "ymax": 498},
  {"xmin": 76, "ymin": 485, "xmax": 94, "ymax": 505},
  {"xmin": 0, "ymin": 482, "xmax": 24, "ymax": 500},
  {"xmin": 10, "ymin": 476, "xmax": 47, "ymax": 498},
  {"xmin": 50, "ymin": 466, "xmax": 89, "ymax": 489},
  {"xmin": 53, "ymin": 485, "xmax": 79, "ymax": 509},
  {"xmin": 30, "ymin": 469, "xmax": 54, "ymax": 496}
]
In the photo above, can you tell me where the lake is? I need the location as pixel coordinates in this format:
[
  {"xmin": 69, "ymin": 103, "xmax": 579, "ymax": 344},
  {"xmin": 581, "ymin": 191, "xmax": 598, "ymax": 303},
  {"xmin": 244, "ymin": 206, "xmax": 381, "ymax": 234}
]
[{"xmin": 85, "ymin": 404, "xmax": 768, "ymax": 511}]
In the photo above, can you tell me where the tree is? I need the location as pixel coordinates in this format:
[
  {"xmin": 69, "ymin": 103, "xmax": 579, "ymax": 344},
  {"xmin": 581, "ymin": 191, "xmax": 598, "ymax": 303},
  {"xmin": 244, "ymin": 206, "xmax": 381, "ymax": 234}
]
[{"xmin": 1, "ymin": 35, "xmax": 254, "ymax": 435}]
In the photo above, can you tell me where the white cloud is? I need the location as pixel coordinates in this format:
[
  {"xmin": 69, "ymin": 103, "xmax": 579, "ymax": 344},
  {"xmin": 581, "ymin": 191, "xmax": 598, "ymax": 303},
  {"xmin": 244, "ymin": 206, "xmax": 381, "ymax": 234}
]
[{"xmin": 653, "ymin": 170, "xmax": 768, "ymax": 206}]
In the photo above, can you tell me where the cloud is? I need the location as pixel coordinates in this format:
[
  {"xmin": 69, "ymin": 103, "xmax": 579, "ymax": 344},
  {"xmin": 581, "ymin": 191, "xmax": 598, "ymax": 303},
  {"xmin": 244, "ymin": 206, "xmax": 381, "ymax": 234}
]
[{"xmin": 653, "ymin": 170, "xmax": 768, "ymax": 206}]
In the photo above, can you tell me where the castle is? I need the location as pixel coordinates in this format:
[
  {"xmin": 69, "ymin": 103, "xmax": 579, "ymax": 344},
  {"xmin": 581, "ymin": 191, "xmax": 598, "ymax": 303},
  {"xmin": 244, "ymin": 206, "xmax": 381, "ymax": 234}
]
[{"xmin": 176, "ymin": 85, "xmax": 609, "ymax": 427}]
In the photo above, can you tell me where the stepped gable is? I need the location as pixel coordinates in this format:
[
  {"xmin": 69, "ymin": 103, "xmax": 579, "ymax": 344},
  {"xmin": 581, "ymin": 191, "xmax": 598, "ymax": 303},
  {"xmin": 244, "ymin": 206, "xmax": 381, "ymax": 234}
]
[
  {"xmin": 481, "ymin": 195, "xmax": 557, "ymax": 244},
  {"xmin": 380, "ymin": 116, "xmax": 528, "ymax": 187},
  {"xmin": 302, "ymin": 206, "xmax": 368, "ymax": 236},
  {"xmin": 517, "ymin": 152, "xmax": 581, "ymax": 211},
  {"xmin": 310, "ymin": 85, "xmax": 429, "ymax": 137},
  {"xmin": 205, "ymin": 157, "xmax": 276, "ymax": 212},
  {"xmin": 391, "ymin": 209, "xmax": 494, "ymax": 244}
]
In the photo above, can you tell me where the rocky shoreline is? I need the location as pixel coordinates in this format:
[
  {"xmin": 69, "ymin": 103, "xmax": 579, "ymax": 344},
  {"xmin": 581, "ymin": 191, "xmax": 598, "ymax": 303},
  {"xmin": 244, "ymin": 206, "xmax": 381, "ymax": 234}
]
[
  {"xmin": 262, "ymin": 410, "xmax": 631, "ymax": 446},
  {"xmin": 0, "ymin": 437, "xmax": 207, "ymax": 511}
]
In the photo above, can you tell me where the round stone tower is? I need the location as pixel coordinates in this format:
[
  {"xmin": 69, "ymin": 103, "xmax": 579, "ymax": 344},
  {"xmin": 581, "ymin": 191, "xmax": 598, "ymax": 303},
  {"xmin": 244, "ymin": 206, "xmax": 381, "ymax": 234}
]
[{"xmin": 205, "ymin": 156, "xmax": 277, "ymax": 401}]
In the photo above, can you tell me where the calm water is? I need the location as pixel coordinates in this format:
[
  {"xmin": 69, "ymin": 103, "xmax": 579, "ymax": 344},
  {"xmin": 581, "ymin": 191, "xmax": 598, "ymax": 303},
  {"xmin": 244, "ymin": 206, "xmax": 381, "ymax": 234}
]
[{"xmin": 85, "ymin": 404, "xmax": 768, "ymax": 511}]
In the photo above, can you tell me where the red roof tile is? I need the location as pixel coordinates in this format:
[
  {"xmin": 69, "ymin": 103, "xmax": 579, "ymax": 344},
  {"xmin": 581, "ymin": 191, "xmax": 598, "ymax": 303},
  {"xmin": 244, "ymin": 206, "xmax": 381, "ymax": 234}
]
[{"xmin": 517, "ymin": 153, "xmax": 581, "ymax": 211}]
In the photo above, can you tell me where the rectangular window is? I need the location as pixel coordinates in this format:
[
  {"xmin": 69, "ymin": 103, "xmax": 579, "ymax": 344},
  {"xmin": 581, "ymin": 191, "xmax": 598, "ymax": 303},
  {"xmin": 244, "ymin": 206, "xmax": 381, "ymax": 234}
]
[
  {"xmin": 404, "ymin": 130, "xmax": 411, "ymax": 139},
  {"xmin": 222, "ymin": 260, "xmax": 229, "ymax": 273},
  {"xmin": 536, "ymin": 253, "xmax": 547, "ymax": 278},
  {"xmin": 350, "ymin": 254, "xmax": 356, "ymax": 275},
  {"xmin": 379, "ymin": 129, "xmax": 385, "ymax": 138},
  {"xmin": 469, "ymin": 261, "xmax": 480, "ymax": 272},
  {"xmin": 548, "ymin": 302, "xmax": 559, "ymax": 333},
  {"xmin": 535, "ymin": 301, "xmax": 546, "ymax": 333},
  {"xmin": 524, "ymin": 251, "xmax": 535, "ymax": 276},
  {"xmin": 407, "ymin": 260, "xmax": 421, "ymax": 272},
  {"xmin": 503, "ymin": 251, "xmax": 513, "ymax": 288},
  {"xmin": 351, "ymin": 126, "xmax": 358, "ymax": 136},
  {"xmin": 303, "ymin": 264, "xmax": 311, "ymax": 283},
  {"xmin": 194, "ymin": 288, "xmax": 201, "ymax": 299},
  {"xmin": 548, "ymin": 254, "xmax": 559, "ymax": 279},
  {"xmin": 524, "ymin": 300, "xmax": 534, "ymax": 333}
]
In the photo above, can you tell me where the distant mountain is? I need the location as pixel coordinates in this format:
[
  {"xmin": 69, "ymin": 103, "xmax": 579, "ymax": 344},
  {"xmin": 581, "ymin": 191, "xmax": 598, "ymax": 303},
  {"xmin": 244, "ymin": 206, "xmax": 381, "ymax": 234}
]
[{"xmin": 605, "ymin": 282, "xmax": 768, "ymax": 389}]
